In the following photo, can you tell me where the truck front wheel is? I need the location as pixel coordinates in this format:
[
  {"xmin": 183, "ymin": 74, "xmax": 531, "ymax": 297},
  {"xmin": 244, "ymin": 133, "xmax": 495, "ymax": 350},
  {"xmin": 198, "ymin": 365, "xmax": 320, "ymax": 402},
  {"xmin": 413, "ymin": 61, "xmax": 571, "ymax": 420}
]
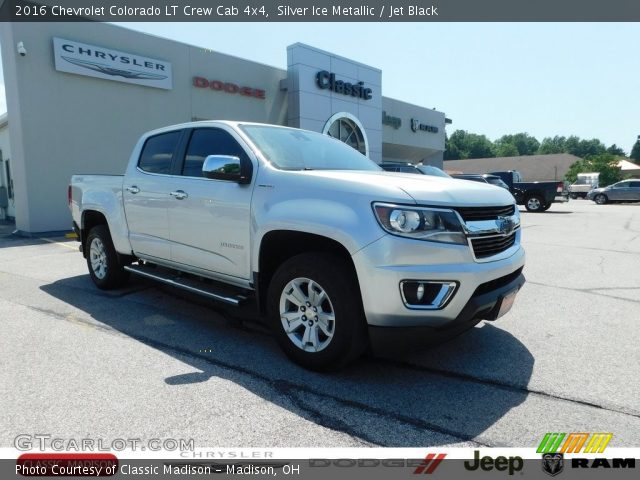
[
  {"xmin": 86, "ymin": 225, "xmax": 130, "ymax": 290},
  {"xmin": 267, "ymin": 253, "xmax": 367, "ymax": 371}
]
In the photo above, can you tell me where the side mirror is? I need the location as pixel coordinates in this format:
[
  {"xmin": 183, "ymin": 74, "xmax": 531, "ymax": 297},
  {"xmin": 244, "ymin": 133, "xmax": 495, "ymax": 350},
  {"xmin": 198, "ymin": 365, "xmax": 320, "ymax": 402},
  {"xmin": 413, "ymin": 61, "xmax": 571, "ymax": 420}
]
[{"xmin": 202, "ymin": 155, "xmax": 251, "ymax": 184}]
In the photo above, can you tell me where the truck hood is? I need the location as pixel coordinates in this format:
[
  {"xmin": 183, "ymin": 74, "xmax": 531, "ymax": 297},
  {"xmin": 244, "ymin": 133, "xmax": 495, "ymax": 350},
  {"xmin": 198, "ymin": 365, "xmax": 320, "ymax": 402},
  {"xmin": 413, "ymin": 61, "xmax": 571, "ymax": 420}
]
[{"xmin": 301, "ymin": 170, "xmax": 516, "ymax": 207}]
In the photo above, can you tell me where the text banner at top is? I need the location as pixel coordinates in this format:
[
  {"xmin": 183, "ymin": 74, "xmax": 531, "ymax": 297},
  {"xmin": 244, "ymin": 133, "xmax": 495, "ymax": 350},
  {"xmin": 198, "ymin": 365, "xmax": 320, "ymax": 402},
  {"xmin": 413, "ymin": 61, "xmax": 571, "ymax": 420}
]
[{"xmin": 1, "ymin": 0, "xmax": 640, "ymax": 21}]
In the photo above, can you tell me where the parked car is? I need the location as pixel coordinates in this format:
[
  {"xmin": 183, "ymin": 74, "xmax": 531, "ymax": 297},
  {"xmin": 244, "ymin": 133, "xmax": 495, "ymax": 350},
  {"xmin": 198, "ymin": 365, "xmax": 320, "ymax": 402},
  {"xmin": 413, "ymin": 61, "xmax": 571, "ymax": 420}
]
[
  {"xmin": 452, "ymin": 173, "xmax": 510, "ymax": 190},
  {"xmin": 380, "ymin": 162, "xmax": 451, "ymax": 178},
  {"xmin": 69, "ymin": 121, "xmax": 524, "ymax": 370},
  {"xmin": 569, "ymin": 172, "xmax": 599, "ymax": 199},
  {"xmin": 489, "ymin": 170, "xmax": 569, "ymax": 212},
  {"xmin": 587, "ymin": 180, "xmax": 640, "ymax": 204}
]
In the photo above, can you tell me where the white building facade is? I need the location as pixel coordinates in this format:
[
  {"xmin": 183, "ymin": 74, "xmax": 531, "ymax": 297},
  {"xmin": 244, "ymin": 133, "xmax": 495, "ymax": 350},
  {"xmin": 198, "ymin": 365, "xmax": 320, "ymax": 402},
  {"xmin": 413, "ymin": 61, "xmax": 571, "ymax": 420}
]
[{"xmin": 1, "ymin": 22, "xmax": 447, "ymax": 233}]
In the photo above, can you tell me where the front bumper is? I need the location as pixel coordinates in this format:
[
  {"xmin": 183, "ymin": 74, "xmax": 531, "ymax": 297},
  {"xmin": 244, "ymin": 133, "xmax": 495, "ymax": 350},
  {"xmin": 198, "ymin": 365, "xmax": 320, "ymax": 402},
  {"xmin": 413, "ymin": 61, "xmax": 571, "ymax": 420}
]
[
  {"xmin": 368, "ymin": 268, "xmax": 525, "ymax": 355},
  {"xmin": 352, "ymin": 232, "xmax": 526, "ymax": 328},
  {"xmin": 586, "ymin": 191, "xmax": 600, "ymax": 200}
]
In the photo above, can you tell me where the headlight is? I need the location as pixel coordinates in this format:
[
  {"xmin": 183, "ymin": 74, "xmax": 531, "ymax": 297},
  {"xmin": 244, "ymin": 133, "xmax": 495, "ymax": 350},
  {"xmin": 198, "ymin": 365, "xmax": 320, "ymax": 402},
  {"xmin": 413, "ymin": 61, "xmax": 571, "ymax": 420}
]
[{"xmin": 373, "ymin": 203, "xmax": 466, "ymax": 244}]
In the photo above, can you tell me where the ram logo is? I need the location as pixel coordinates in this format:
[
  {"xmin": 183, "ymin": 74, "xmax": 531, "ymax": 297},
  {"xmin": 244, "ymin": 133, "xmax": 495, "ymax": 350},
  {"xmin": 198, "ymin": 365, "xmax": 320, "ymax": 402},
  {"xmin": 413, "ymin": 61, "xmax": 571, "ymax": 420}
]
[{"xmin": 541, "ymin": 453, "xmax": 564, "ymax": 477}]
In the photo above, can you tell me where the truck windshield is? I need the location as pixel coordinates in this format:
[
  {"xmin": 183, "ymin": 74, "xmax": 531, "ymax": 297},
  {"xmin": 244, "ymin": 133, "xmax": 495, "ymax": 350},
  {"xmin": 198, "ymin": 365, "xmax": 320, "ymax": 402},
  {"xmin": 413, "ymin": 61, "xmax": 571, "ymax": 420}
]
[{"xmin": 240, "ymin": 125, "xmax": 382, "ymax": 171}]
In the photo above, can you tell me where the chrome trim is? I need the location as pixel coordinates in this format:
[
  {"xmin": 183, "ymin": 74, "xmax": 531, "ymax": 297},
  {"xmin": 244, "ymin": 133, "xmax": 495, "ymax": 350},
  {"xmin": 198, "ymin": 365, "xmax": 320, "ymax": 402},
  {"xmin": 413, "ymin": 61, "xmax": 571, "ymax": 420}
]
[
  {"xmin": 399, "ymin": 280, "xmax": 458, "ymax": 310},
  {"xmin": 124, "ymin": 265, "xmax": 244, "ymax": 306},
  {"xmin": 455, "ymin": 210, "xmax": 520, "ymax": 237}
]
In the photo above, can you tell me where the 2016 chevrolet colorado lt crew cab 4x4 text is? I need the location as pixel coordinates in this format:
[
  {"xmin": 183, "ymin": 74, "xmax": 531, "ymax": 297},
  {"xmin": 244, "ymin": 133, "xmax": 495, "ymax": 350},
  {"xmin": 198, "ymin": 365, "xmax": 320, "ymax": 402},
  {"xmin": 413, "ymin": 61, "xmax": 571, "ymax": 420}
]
[{"xmin": 69, "ymin": 121, "xmax": 525, "ymax": 370}]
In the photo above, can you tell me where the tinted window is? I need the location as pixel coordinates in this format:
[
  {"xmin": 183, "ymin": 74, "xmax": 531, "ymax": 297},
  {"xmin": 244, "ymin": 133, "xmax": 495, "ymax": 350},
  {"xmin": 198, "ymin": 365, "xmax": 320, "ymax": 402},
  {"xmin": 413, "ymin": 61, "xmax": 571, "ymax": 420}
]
[
  {"xmin": 630, "ymin": 181, "xmax": 640, "ymax": 188},
  {"xmin": 399, "ymin": 166, "xmax": 417, "ymax": 173},
  {"xmin": 612, "ymin": 182, "xmax": 629, "ymax": 188},
  {"xmin": 183, "ymin": 128, "xmax": 248, "ymax": 177},
  {"xmin": 139, "ymin": 131, "xmax": 182, "ymax": 174}
]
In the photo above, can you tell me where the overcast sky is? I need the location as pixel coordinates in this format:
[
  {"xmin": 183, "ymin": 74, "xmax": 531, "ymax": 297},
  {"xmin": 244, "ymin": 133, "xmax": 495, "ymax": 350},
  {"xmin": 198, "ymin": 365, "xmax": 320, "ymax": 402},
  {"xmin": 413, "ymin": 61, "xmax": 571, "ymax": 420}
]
[{"xmin": 2, "ymin": 22, "xmax": 639, "ymax": 153}]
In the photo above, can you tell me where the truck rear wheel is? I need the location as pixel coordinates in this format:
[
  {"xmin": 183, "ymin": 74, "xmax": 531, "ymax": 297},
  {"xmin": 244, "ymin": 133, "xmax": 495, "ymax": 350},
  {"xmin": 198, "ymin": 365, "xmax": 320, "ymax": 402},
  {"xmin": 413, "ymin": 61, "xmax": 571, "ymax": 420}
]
[
  {"xmin": 267, "ymin": 253, "xmax": 367, "ymax": 371},
  {"xmin": 86, "ymin": 225, "xmax": 130, "ymax": 290},
  {"xmin": 525, "ymin": 195, "xmax": 545, "ymax": 212}
]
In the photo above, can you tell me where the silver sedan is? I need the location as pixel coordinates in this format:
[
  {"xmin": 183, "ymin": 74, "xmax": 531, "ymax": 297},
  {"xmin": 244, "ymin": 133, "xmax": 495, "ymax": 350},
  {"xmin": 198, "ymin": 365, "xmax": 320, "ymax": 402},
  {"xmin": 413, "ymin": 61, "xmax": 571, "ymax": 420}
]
[{"xmin": 587, "ymin": 180, "xmax": 640, "ymax": 204}]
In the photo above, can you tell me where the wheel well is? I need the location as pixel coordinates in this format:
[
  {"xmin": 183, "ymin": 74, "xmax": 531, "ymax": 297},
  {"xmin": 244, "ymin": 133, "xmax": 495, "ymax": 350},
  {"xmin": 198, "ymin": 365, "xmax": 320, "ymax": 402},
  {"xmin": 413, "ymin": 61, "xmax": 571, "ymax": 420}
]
[
  {"xmin": 81, "ymin": 211, "xmax": 108, "ymax": 257},
  {"xmin": 257, "ymin": 231, "xmax": 359, "ymax": 313}
]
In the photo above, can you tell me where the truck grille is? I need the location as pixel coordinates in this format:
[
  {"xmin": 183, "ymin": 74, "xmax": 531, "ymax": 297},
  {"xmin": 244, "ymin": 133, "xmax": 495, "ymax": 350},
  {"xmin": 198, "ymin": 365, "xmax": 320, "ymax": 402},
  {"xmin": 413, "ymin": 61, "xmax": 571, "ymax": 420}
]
[
  {"xmin": 470, "ymin": 232, "xmax": 517, "ymax": 259},
  {"xmin": 454, "ymin": 205, "xmax": 515, "ymax": 221}
]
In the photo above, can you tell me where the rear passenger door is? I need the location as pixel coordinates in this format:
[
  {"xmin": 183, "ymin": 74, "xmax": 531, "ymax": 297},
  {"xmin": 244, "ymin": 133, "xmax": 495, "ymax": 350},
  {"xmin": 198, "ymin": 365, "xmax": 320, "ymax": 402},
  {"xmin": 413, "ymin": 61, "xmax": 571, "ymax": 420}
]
[
  {"xmin": 167, "ymin": 127, "xmax": 255, "ymax": 283},
  {"xmin": 124, "ymin": 130, "xmax": 185, "ymax": 260}
]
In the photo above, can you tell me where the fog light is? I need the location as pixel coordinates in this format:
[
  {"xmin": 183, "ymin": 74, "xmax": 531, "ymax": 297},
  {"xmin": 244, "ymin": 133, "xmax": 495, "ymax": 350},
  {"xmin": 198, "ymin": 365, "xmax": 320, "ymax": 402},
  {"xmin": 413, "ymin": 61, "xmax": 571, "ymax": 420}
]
[{"xmin": 400, "ymin": 281, "xmax": 457, "ymax": 310}]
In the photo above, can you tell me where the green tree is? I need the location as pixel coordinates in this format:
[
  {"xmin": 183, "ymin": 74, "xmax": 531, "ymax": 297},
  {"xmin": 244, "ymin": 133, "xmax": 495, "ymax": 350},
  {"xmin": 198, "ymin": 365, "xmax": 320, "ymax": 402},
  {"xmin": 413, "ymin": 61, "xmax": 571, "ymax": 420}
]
[
  {"xmin": 564, "ymin": 159, "xmax": 590, "ymax": 183},
  {"xmin": 444, "ymin": 133, "xmax": 460, "ymax": 160},
  {"xmin": 574, "ymin": 138, "xmax": 606, "ymax": 158},
  {"xmin": 538, "ymin": 135, "xmax": 607, "ymax": 157},
  {"xmin": 495, "ymin": 133, "xmax": 540, "ymax": 156},
  {"xmin": 565, "ymin": 153, "xmax": 622, "ymax": 186},
  {"xmin": 631, "ymin": 138, "xmax": 640, "ymax": 161},
  {"xmin": 494, "ymin": 142, "xmax": 519, "ymax": 157},
  {"xmin": 606, "ymin": 144, "xmax": 626, "ymax": 156},
  {"xmin": 538, "ymin": 136, "xmax": 567, "ymax": 154},
  {"xmin": 445, "ymin": 130, "xmax": 495, "ymax": 159}
]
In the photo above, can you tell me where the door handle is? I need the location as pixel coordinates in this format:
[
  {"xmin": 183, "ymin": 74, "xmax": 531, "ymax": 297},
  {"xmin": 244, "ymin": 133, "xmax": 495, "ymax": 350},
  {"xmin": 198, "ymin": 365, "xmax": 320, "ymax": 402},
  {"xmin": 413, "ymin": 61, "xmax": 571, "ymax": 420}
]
[
  {"xmin": 169, "ymin": 190, "xmax": 188, "ymax": 200},
  {"xmin": 126, "ymin": 186, "xmax": 140, "ymax": 194}
]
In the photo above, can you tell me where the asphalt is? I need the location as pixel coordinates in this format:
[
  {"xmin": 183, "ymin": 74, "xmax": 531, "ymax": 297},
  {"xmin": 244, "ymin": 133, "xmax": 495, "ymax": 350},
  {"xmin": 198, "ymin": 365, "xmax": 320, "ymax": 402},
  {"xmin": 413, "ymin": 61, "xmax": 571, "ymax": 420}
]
[{"xmin": 1, "ymin": 200, "xmax": 639, "ymax": 449}]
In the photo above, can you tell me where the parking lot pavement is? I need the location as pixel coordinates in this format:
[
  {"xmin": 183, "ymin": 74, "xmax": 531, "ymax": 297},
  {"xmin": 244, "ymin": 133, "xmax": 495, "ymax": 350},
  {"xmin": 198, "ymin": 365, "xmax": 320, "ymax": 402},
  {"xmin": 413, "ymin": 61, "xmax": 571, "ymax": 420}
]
[{"xmin": 1, "ymin": 200, "xmax": 639, "ymax": 449}]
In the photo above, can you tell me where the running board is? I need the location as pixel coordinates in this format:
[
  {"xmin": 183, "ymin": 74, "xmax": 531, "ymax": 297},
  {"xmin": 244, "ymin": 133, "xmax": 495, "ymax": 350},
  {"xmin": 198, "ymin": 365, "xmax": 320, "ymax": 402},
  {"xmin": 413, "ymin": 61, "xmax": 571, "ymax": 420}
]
[{"xmin": 124, "ymin": 265, "xmax": 247, "ymax": 306}]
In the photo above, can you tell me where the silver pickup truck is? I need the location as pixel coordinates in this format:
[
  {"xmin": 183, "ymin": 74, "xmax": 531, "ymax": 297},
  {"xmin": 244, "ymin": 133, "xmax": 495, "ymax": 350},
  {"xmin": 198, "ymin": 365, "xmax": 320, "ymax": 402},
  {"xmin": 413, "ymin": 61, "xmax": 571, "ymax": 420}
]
[{"xmin": 69, "ymin": 121, "xmax": 525, "ymax": 370}]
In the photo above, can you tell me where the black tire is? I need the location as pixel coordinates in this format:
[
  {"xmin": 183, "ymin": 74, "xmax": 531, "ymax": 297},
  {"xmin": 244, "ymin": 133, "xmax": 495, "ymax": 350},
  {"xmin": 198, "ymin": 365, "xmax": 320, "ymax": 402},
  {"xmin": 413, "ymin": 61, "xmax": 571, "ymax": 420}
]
[
  {"xmin": 524, "ymin": 195, "xmax": 545, "ymax": 212},
  {"xmin": 85, "ymin": 225, "xmax": 130, "ymax": 290},
  {"xmin": 570, "ymin": 193, "xmax": 577, "ymax": 200},
  {"xmin": 267, "ymin": 253, "xmax": 367, "ymax": 371},
  {"xmin": 594, "ymin": 194, "xmax": 608, "ymax": 205},
  {"xmin": 541, "ymin": 204, "xmax": 552, "ymax": 211}
]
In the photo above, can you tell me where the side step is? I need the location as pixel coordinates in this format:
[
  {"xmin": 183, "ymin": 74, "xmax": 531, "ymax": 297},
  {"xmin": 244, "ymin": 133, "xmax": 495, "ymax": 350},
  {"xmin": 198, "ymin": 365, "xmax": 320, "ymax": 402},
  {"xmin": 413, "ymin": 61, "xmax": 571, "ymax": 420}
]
[{"xmin": 124, "ymin": 264, "xmax": 248, "ymax": 306}]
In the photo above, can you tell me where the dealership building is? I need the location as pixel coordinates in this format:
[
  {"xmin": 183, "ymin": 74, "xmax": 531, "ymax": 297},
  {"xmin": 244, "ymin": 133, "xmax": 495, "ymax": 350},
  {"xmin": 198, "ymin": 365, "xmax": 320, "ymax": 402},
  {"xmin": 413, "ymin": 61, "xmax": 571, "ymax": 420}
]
[{"xmin": 0, "ymin": 22, "xmax": 448, "ymax": 234}]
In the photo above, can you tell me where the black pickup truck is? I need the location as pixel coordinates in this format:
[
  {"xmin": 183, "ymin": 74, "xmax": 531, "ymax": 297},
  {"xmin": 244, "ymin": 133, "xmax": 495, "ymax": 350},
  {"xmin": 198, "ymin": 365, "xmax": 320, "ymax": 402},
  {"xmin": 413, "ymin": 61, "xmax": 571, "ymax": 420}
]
[{"xmin": 489, "ymin": 170, "xmax": 569, "ymax": 212}]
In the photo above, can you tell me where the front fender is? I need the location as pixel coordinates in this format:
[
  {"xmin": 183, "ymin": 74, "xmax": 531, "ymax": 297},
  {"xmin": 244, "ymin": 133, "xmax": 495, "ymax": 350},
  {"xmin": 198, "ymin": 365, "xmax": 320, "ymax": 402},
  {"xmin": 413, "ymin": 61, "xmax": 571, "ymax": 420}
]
[{"xmin": 251, "ymin": 197, "xmax": 385, "ymax": 272}]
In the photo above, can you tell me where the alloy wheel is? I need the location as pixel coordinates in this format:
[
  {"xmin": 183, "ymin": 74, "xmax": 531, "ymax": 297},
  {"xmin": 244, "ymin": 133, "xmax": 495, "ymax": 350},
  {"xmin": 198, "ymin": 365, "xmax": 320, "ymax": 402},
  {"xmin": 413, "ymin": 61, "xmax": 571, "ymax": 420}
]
[{"xmin": 279, "ymin": 277, "xmax": 335, "ymax": 352}]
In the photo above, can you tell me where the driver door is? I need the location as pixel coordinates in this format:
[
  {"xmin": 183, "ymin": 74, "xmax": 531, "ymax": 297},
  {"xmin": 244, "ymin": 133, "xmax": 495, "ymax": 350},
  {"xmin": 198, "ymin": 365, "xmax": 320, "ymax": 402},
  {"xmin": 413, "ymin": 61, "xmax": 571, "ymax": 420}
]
[{"xmin": 167, "ymin": 127, "xmax": 255, "ymax": 282}]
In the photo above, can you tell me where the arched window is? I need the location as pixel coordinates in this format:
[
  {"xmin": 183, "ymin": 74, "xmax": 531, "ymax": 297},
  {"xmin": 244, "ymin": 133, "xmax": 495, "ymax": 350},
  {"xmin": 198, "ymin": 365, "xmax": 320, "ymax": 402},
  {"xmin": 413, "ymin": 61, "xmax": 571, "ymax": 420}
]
[{"xmin": 322, "ymin": 112, "xmax": 369, "ymax": 157}]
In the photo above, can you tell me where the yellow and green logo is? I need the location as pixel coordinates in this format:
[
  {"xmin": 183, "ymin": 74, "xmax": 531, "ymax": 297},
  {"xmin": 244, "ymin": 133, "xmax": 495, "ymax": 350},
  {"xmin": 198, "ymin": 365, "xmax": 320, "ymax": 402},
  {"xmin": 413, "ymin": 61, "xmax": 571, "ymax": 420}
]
[{"xmin": 537, "ymin": 433, "xmax": 613, "ymax": 454}]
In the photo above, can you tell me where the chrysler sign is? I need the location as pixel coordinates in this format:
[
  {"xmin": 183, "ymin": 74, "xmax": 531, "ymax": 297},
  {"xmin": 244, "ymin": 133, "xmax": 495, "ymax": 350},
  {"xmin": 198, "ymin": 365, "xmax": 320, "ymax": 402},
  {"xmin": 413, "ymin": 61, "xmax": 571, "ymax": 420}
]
[{"xmin": 53, "ymin": 38, "xmax": 172, "ymax": 90}]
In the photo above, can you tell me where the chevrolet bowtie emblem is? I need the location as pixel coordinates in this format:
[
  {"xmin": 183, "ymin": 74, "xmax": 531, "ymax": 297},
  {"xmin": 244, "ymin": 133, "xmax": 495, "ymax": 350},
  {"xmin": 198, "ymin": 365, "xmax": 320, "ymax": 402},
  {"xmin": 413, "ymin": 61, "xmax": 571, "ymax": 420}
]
[{"xmin": 496, "ymin": 216, "xmax": 515, "ymax": 235}]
